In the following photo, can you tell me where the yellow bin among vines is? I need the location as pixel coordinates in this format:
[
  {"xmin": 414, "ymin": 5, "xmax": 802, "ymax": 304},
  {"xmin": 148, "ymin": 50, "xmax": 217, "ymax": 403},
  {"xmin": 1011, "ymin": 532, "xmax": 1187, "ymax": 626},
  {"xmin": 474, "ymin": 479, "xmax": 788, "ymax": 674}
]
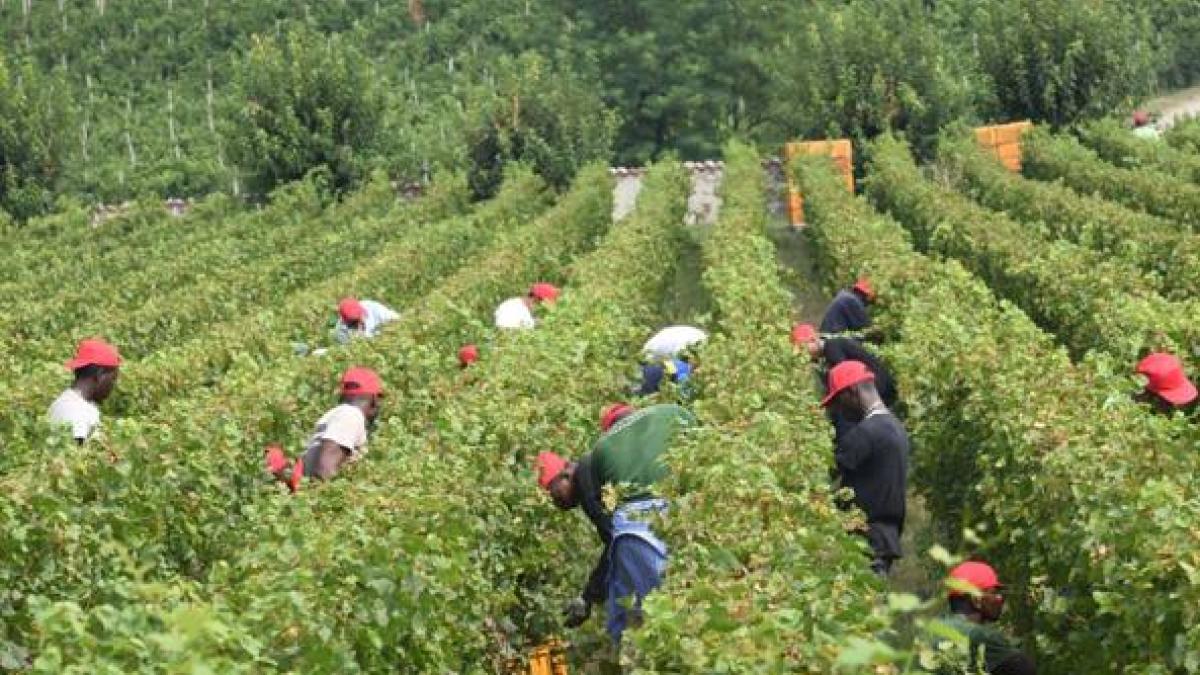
[
  {"xmin": 974, "ymin": 120, "xmax": 1033, "ymax": 172},
  {"xmin": 783, "ymin": 138, "xmax": 854, "ymax": 227},
  {"xmin": 505, "ymin": 640, "xmax": 568, "ymax": 675}
]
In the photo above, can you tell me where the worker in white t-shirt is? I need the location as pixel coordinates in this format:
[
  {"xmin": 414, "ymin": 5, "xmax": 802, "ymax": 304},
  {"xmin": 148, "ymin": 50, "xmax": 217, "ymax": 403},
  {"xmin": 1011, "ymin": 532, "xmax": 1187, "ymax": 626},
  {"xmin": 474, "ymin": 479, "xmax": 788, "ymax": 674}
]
[
  {"xmin": 635, "ymin": 326, "xmax": 707, "ymax": 396},
  {"xmin": 642, "ymin": 326, "xmax": 707, "ymax": 361},
  {"xmin": 48, "ymin": 338, "xmax": 122, "ymax": 443},
  {"xmin": 494, "ymin": 282, "xmax": 560, "ymax": 329},
  {"xmin": 334, "ymin": 297, "xmax": 400, "ymax": 344},
  {"xmin": 265, "ymin": 366, "xmax": 384, "ymax": 493},
  {"xmin": 1132, "ymin": 110, "xmax": 1162, "ymax": 141}
]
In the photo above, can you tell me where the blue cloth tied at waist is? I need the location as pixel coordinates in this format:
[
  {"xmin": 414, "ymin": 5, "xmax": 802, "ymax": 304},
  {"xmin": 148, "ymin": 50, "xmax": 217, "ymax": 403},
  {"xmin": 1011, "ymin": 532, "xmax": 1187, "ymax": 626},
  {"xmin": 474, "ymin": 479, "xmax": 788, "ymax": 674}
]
[{"xmin": 606, "ymin": 498, "xmax": 669, "ymax": 643}]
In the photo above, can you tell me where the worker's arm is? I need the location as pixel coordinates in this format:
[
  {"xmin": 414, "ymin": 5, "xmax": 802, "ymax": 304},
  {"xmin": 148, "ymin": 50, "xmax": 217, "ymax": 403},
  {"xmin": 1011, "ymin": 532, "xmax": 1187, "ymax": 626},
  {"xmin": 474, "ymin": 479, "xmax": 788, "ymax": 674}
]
[
  {"xmin": 834, "ymin": 424, "xmax": 874, "ymax": 473},
  {"xmin": 333, "ymin": 320, "xmax": 353, "ymax": 345},
  {"xmin": 574, "ymin": 457, "xmax": 614, "ymax": 604},
  {"xmin": 311, "ymin": 439, "xmax": 351, "ymax": 480}
]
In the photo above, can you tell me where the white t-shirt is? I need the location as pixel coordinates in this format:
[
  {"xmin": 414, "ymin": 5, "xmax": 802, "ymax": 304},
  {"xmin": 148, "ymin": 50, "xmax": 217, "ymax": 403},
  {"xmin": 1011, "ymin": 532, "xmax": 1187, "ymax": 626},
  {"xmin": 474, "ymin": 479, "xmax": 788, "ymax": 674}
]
[
  {"xmin": 1133, "ymin": 125, "xmax": 1162, "ymax": 141},
  {"xmin": 642, "ymin": 326, "xmax": 707, "ymax": 360},
  {"xmin": 334, "ymin": 299, "xmax": 399, "ymax": 344},
  {"xmin": 301, "ymin": 404, "xmax": 370, "ymax": 473},
  {"xmin": 494, "ymin": 297, "xmax": 535, "ymax": 329},
  {"xmin": 48, "ymin": 388, "xmax": 101, "ymax": 441}
]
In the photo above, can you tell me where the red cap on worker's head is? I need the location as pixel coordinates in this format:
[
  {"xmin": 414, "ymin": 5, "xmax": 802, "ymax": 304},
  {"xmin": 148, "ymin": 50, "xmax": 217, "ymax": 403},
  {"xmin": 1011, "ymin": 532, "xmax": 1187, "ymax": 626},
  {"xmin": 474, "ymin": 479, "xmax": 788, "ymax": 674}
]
[
  {"xmin": 1137, "ymin": 352, "xmax": 1198, "ymax": 407},
  {"xmin": 65, "ymin": 338, "xmax": 122, "ymax": 371},
  {"xmin": 853, "ymin": 277, "xmax": 876, "ymax": 302},
  {"xmin": 821, "ymin": 360, "xmax": 875, "ymax": 407},
  {"xmin": 458, "ymin": 344, "xmax": 479, "ymax": 367},
  {"xmin": 600, "ymin": 403, "xmax": 635, "ymax": 432},
  {"xmin": 338, "ymin": 297, "xmax": 366, "ymax": 323},
  {"xmin": 340, "ymin": 366, "xmax": 385, "ymax": 398},
  {"xmin": 791, "ymin": 323, "xmax": 819, "ymax": 347},
  {"xmin": 528, "ymin": 282, "xmax": 560, "ymax": 303},
  {"xmin": 948, "ymin": 561, "xmax": 1002, "ymax": 597},
  {"xmin": 536, "ymin": 451, "xmax": 569, "ymax": 490},
  {"xmin": 1132, "ymin": 110, "xmax": 1151, "ymax": 127}
]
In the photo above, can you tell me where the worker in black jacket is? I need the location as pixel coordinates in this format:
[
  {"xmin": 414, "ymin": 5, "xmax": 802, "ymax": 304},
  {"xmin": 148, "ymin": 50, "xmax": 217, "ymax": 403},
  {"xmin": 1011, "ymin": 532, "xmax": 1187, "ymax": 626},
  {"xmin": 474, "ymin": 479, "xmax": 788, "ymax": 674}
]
[
  {"xmin": 820, "ymin": 277, "xmax": 875, "ymax": 335},
  {"xmin": 822, "ymin": 360, "xmax": 910, "ymax": 576},
  {"xmin": 793, "ymin": 322, "xmax": 898, "ymax": 439}
]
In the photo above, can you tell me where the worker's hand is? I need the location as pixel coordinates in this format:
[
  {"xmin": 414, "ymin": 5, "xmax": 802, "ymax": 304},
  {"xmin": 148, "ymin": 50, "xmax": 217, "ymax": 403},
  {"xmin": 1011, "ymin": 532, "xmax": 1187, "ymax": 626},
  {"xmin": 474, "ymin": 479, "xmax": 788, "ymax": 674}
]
[{"xmin": 563, "ymin": 596, "xmax": 591, "ymax": 628}]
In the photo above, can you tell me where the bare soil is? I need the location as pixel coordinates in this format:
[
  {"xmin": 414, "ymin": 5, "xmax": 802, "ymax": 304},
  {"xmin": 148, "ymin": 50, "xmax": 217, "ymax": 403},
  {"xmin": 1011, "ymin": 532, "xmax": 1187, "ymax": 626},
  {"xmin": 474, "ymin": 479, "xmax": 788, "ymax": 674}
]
[{"xmin": 1144, "ymin": 84, "xmax": 1200, "ymax": 128}]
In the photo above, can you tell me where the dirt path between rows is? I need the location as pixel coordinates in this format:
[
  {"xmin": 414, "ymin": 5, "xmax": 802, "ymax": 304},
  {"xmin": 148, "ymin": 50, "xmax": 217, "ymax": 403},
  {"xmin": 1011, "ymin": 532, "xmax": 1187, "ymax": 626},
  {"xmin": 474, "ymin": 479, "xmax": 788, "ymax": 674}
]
[
  {"xmin": 1144, "ymin": 84, "xmax": 1200, "ymax": 128},
  {"xmin": 611, "ymin": 163, "xmax": 724, "ymax": 225}
]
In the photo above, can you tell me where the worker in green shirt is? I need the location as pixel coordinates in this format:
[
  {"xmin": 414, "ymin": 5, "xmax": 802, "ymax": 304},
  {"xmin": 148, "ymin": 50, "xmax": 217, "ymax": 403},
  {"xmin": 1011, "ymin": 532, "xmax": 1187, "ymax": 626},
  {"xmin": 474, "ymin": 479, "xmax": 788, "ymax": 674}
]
[
  {"xmin": 938, "ymin": 561, "xmax": 1036, "ymax": 674},
  {"xmin": 536, "ymin": 402, "xmax": 694, "ymax": 644}
]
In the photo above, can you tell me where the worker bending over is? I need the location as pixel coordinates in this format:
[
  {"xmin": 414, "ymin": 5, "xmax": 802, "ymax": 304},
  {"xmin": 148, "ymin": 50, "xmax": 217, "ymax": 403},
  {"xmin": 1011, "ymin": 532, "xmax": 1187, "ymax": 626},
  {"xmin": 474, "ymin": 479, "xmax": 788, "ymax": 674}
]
[
  {"xmin": 1131, "ymin": 110, "xmax": 1161, "ymax": 141},
  {"xmin": 334, "ymin": 297, "xmax": 399, "ymax": 344},
  {"xmin": 494, "ymin": 282, "xmax": 560, "ymax": 329},
  {"xmin": 1135, "ymin": 352, "xmax": 1197, "ymax": 415},
  {"xmin": 793, "ymin": 323, "xmax": 898, "ymax": 438},
  {"xmin": 636, "ymin": 326, "xmax": 706, "ymax": 396},
  {"xmin": 48, "ymin": 339, "xmax": 122, "ymax": 443},
  {"xmin": 939, "ymin": 561, "xmax": 1037, "ymax": 674},
  {"xmin": 822, "ymin": 360, "xmax": 909, "ymax": 575},
  {"xmin": 266, "ymin": 366, "xmax": 384, "ymax": 492},
  {"xmin": 820, "ymin": 277, "xmax": 875, "ymax": 335},
  {"xmin": 537, "ymin": 402, "xmax": 694, "ymax": 644}
]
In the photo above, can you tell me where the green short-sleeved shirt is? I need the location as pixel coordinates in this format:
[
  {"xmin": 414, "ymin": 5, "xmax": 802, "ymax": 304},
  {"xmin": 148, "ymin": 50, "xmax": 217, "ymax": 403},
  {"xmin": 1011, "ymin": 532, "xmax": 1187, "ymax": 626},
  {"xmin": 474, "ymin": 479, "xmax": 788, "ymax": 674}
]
[{"xmin": 590, "ymin": 403, "xmax": 693, "ymax": 500}]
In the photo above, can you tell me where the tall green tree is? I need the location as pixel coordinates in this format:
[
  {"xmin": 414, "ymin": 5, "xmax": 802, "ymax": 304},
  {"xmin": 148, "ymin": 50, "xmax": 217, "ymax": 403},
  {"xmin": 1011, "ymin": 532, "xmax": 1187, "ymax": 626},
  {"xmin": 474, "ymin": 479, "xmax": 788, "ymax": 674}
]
[
  {"xmin": 565, "ymin": 0, "xmax": 780, "ymax": 164},
  {"xmin": 968, "ymin": 0, "xmax": 1156, "ymax": 126},
  {"xmin": 226, "ymin": 25, "xmax": 385, "ymax": 196},
  {"xmin": 0, "ymin": 55, "xmax": 72, "ymax": 220},
  {"xmin": 759, "ymin": 0, "xmax": 980, "ymax": 160},
  {"xmin": 1143, "ymin": 0, "xmax": 1200, "ymax": 90},
  {"xmin": 465, "ymin": 52, "xmax": 617, "ymax": 199}
]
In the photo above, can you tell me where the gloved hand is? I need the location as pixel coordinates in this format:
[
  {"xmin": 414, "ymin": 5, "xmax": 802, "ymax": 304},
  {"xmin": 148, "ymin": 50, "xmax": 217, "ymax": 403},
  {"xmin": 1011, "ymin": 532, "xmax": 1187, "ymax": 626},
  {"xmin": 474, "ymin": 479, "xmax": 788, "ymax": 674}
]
[{"xmin": 563, "ymin": 596, "xmax": 591, "ymax": 628}]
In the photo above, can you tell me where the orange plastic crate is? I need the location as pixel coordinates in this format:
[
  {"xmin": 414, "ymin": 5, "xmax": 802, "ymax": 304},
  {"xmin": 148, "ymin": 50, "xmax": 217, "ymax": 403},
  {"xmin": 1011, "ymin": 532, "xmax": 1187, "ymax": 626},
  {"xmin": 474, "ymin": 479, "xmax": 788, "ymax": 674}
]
[
  {"xmin": 505, "ymin": 640, "xmax": 568, "ymax": 675},
  {"xmin": 783, "ymin": 138, "xmax": 855, "ymax": 226},
  {"xmin": 974, "ymin": 121, "xmax": 1031, "ymax": 173}
]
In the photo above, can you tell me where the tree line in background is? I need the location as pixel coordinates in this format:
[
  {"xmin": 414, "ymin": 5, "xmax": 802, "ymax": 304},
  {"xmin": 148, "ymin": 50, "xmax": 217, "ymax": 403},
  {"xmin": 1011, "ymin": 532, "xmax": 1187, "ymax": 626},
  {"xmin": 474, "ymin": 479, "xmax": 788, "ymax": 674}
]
[{"xmin": 0, "ymin": 0, "xmax": 1197, "ymax": 221}]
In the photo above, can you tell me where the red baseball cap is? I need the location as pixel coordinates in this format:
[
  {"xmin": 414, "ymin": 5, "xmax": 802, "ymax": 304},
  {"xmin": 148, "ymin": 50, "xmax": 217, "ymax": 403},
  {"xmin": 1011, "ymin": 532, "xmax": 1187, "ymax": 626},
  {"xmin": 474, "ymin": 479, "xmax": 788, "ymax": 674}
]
[
  {"xmin": 458, "ymin": 344, "xmax": 479, "ymax": 367},
  {"xmin": 65, "ymin": 338, "xmax": 122, "ymax": 371},
  {"xmin": 1137, "ymin": 352, "xmax": 1198, "ymax": 406},
  {"xmin": 948, "ymin": 561, "xmax": 1002, "ymax": 596},
  {"xmin": 600, "ymin": 403, "xmax": 635, "ymax": 432},
  {"xmin": 338, "ymin": 297, "xmax": 366, "ymax": 323},
  {"xmin": 791, "ymin": 323, "xmax": 818, "ymax": 347},
  {"xmin": 853, "ymin": 277, "xmax": 876, "ymax": 301},
  {"xmin": 1132, "ymin": 110, "xmax": 1150, "ymax": 126},
  {"xmin": 528, "ymin": 283, "xmax": 560, "ymax": 303},
  {"xmin": 340, "ymin": 366, "xmax": 385, "ymax": 398},
  {"xmin": 821, "ymin": 360, "xmax": 875, "ymax": 407},
  {"xmin": 536, "ymin": 451, "xmax": 569, "ymax": 490}
]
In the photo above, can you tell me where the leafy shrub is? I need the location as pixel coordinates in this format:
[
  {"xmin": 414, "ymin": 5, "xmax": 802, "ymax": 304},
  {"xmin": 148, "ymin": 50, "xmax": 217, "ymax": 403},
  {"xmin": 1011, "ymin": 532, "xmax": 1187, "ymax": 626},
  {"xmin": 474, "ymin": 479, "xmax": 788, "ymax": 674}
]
[
  {"xmin": 937, "ymin": 133, "xmax": 1200, "ymax": 301},
  {"xmin": 867, "ymin": 135, "xmax": 1200, "ymax": 371},
  {"xmin": 0, "ymin": 55, "xmax": 73, "ymax": 221},
  {"xmin": 465, "ymin": 52, "xmax": 617, "ymax": 200},
  {"xmin": 1078, "ymin": 118, "xmax": 1200, "ymax": 184},
  {"xmin": 968, "ymin": 0, "xmax": 1155, "ymax": 126},
  {"xmin": 1022, "ymin": 127, "xmax": 1200, "ymax": 231},
  {"xmin": 226, "ymin": 25, "xmax": 385, "ymax": 197}
]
